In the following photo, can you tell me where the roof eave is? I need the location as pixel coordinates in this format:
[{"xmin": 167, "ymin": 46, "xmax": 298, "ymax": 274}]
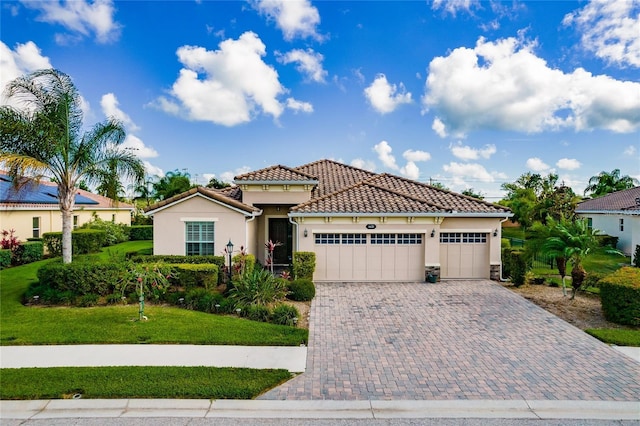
[
  {"xmin": 289, "ymin": 212, "xmax": 513, "ymax": 218},
  {"xmin": 576, "ymin": 209, "xmax": 640, "ymax": 215},
  {"xmin": 144, "ymin": 191, "xmax": 259, "ymax": 217},
  {"xmin": 234, "ymin": 180, "xmax": 319, "ymax": 186}
]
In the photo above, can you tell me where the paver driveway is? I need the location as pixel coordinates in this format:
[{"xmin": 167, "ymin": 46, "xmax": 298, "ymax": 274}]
[{"xmin": 260, "ymin": 281, "xmax": 640, "ymax": 401}]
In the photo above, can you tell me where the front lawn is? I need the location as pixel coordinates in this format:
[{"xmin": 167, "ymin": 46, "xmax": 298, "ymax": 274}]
[
  {"xmin": 1, "ymin": 366, "xmax": 291, "ymax": 400},
  {"xmin": 0, "ymin": 241, "xmax": 308, "ymax": 346},
  {"xmin": 586, "ymin": 329, "xmax": 640, "ymax": 347}
]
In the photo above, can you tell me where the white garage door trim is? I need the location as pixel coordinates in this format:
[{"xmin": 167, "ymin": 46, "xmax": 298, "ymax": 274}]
[
  {"xmin": 439, "ymin": 232, "xmax": 489, "ymax": 279},
  {"xmin": 314, "ymin": 232, "xmax": 424, "ymax": 282}
]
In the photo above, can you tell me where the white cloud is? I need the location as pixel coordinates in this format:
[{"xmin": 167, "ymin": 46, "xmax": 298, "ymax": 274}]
[
  {"xmin": 142, "ymin": 160, "xmax": 163, "ymax": 178},
  {"xmin": 20, "ymin": 0, "xmax": 121, "ymax": 44},
  {"xmin": 220, "ymin": 166, "xmax": 252, "ymax": 183},
  {"xmin": 442, "ymin": 162, "xmax": 498, "ymax": 186},
  {"xmin": 450, "ymin": 142, "xmax": 496, "ymax": 160},
  {"xmin": 100, "ymin": 93, "xmax": 139, "ymax": 131},
  {"xmin": 350, "ymin": 158, "xmax": 376, "ymax": 172},
  {"xmin": 286, "ymin": 97, "xmax": 313, "ymax": 113},
  {"xmin": 431, "ymin": 117, "xmax": 448, "ymax": 138},
  {"xmin": 0, "ymin": 41, "xmax": 52, "ymax": 97},
  {"xmin": 253, "ymin": 0, "xmax": 323, "ymax": 41},
  {"xmin": 373, "ymin": 140, "xmax": 398, "ymax": 170},
  {"xmin": 556, "ymin": 158, "xmax": 581, "ymax": 170},
  {"xmin": 423, "ymin": 36, "xmax": 640, "ymax": 136},
  {"xmin": 364, "ymin": 74, "xmax": 412, "ymax": 114},
  {"xmin": 431, "ymin": 0, "xmax": 480, "ymax": 17},
  {"xmin": 153, "ymin": 32, "xmax": 286, "ymax": 126},
  {"xmin": 563, "ymin": 0, "xmax": 640, "ymax": 68},
  {"xmin": 623, "ymin": 145, "xmax": 637, "ymax": 156},
  {"xmin": 277, "ymin": 48, "xmax": 327, "ymax": 83},
  {"xmin": 122, "ymin": 134, "xmax": 158, "ymax": 159},
  {"xmin": 403, "ymin": 149, "xmax": 431, "ymax": 162},
  {"xmin": 526, "ymin": 157, "xmax": 551, "ymax": 172},
  {"xmin": 400, "ymin": 162, "xmax": 421, "ymax": 180}
]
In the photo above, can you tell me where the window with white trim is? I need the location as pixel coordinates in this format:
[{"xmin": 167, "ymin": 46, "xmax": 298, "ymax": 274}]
[
  {"xmin": 587, "ymin": 218, "xmax": 593, "ymax": 230},
  {"xmin": 397, "ymin": 233, "xmax": 423, "ymax": 244},
  {"xmin": 73, "ymin": 215, "xmax": 79, "ymax": 229},
  {"xmin": 440, "ymin": 232, "xmax": 487, "ymax": 243},
  {"xmin": 315, "ymin": 233, "xmax": 341, "ymax": 244},
  {"xmin": 185, "ymin": 222, "xmax": 215, "ymax": 255},
  {"xmin": 341, "ymin": 233, "xmax": 367, "ymax": 244},
  {"xmin": 32, "ymin": 217, "xmax": 40, "ymax": 238},
  {"xmin": 371, "ymin": 233, "xmax": 396, "ymax": 244},
  {"xmin": 620, "ymin": 218, "xmax": 624, "ymax": 232}
]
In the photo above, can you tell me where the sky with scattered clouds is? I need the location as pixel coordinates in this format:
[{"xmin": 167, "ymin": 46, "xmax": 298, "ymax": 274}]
[{"xmin": 1, "ymin": 0, "xmax": 639, "ymax": 200}]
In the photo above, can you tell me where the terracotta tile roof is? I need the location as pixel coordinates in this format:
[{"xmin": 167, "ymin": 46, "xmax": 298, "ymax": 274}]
[
  {"xmin": 367, "ymin": 173, "xmax": 510, "ymax": 214},
  {"xmin": 577, "ymin": 186, "xmax": 640, "ymax": 212},
  {"xmin": 144, "ymin": 186, "xmax": 259, "ymax": 214},
  {"xmin": 291, "ymin": 181, "xmax": 442, "ymax": 214},
  {"xmin": 234, "ymin": 165, "xmax": 317, "ymax": 183},
  {"xmin": 294, "ymin": 159, "xmax": 377, "ymax": 198},
  {"xmin": 218, "ymin": 185, "xmax": 242, "ymax": 202}
]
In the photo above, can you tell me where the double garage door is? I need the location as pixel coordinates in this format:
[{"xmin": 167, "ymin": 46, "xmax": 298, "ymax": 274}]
[
  {"xmin": 314, "ymin": 233, "xmax": 424, "ymax": 281},
  {"xmin": 439, "ymin": 232, "xmax": 489, "ymax": 279}
]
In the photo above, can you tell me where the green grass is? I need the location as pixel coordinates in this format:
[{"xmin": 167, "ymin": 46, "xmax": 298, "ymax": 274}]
[
  {"xmin": 586, "ymin": 329, "xmax": 640, "ymax": 347},
  {"xmin": 1, "ymin": 241, "xmax": 308, "ymax": 346},
  {"xmin": 0, "ymin": 366, "xmax": 291, "ymax": 400}
]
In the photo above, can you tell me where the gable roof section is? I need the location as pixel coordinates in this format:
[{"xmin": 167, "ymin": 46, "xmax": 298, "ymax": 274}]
[
  {"xmin": 291, "ymin": 181, "xmax": 444, "ymax": 215},
  {"xmin": 576, "ymin": 186, "xmax": 640, "ymax": 213},
  {"xmin": 234, "ymin": 164, "xmax": 318, "ymax": 185},
  {"xmin": 0, "ymin": 173, "xmax": 133, "ymax": 210},
  {"xmin": 294, "ymin": 159, "xmax": 377, "ymax": 198},
  {"xmin": 144, "ymin": 186, "xmax": 259, "ymax": 215},
  {"xmin": 367, "ymin": 173, "xmax": 510, "ymax": 214}
]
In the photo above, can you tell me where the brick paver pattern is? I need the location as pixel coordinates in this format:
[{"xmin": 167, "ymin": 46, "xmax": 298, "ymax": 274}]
[{"xmin": 260, "ymin": 281, "xmax": 640, "ymax": 401}]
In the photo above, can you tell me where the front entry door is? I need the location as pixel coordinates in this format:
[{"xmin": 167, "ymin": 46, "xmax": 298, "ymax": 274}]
[{"xmin": 268, "ymin": 218, "xmax": 292, "ymax": 265}]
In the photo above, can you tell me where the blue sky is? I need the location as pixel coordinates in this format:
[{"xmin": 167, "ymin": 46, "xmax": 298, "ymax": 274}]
[{"xmin": 2, "ymin": 0, "xmax": 639, "ymax": 201}]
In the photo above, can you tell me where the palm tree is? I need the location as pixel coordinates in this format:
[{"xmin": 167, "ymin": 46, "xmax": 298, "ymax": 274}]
[
  {"xmin": 541, "ymin": 219, "xmax": 600, "ymax": 299},
  {"xmin": 153, "ymin": 169, "xmax": 193, "ymax": 200},
  {"xmin": 95, "ymin": 158, "xmax": 126, "ymax": 202},
  {"xmin": 0, "ymin": 69, "xmax": 144, "ymax": 263},
  {"xmin": 527, "ymin": 218, "xmax": 569, "ymax": 296},
  {"xmin": 584, "ymin": 169, "xmax": 638, "ymax": 198}
]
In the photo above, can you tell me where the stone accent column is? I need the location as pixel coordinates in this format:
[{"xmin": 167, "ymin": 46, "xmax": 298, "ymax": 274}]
[{"xmin": 490, "ymin": 264, "xmax": 501, "ymax": 281}]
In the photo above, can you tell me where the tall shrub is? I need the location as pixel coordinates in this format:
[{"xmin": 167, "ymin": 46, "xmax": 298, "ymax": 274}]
[
  {"xmin": 293, "ymin": 252, "xmax": 316, "ymax": 280},
  {"xmin": 599, "ymin": 267, "xmax": 640, "ymax": 326}
]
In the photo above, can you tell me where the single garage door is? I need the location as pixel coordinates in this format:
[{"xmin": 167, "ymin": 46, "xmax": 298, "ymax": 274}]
[
  {"xmin": 314, "ymin": 233, "xmax": 424, "ymax": 281},
  {"xmin": 439, "ymin": 232, "xmax": 489, "ymax": 279}
]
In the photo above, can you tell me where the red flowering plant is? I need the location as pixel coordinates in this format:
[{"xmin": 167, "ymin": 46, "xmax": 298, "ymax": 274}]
[
  {"xmin": 264, "ymin": 239, "xmax": 282, "ymax": 275},
  {"xmin": 118, "ymin": 263, "xmax": 173, "ymax": 321},
  {"xmin": 1, "ymin": 229, "xmax": 20, "ymax": 251}
]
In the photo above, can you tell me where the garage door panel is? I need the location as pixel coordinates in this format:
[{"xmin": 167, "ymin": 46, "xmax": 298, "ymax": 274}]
[{"xmin": 440, "ymin": 232, "xmax": 488, "ymax": 279}]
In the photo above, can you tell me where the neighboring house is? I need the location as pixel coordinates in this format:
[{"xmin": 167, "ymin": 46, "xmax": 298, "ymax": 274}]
[
  {"xmin": 576, "ymin": 186, "xmax": 640, "ymax": 264},
  {"xmin": 145, "ymin": 159, "xmax": 512, "ymax": 282},
  {"xmin": 0, "ymin": 173, "xmax": 134, "ymax": 242}
]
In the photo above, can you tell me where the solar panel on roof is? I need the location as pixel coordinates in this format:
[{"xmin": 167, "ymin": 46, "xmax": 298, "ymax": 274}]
[{"xmin": 0, "ymin": 175, "xmax": 98, "ymax": 205}]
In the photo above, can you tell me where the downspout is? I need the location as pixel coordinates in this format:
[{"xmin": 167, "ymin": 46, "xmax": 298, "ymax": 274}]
[
  {"xmin": 245, "ymin": 210, "xmax": 262, "ymax": 253},
  {"xmin": 499, "ymin": 217, "xmax": 510, "ymax": 282},
  {"xmin": 289, "ymin": 216, "xmax": 299, "ymax": 256}
]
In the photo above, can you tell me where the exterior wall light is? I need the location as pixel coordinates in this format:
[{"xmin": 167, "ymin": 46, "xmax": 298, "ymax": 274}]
[
  {"xmin": 493, "ymin": 229, "xmax": 498, "ymax": 237},
  {"xmin": 304, "ymin": 229, "xmax": 308, "ymax": 237},
  {"xmin": 430, "ymin": 229, "xmax": 435, "ymax": 238}
]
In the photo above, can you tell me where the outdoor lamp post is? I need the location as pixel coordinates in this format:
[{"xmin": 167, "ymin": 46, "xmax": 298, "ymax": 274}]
[{"xmin": 226, "ymin": 239, "xmax": 234, "ymax": 283}]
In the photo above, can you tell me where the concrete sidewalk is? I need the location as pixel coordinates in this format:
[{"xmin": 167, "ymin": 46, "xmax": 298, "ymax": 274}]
[
  {"xmin": 1, "ymin": 399, "xmax": 639, "ymax": 420},
  {"xmin": 0, "ymin": 345, "xmax": 307, "ymax": 372}
]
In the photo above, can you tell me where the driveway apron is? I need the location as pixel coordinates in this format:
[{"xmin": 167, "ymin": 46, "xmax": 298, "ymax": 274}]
[{"xmin": 259, "ymin": 281, "xmax": 640, "ymax": 400}]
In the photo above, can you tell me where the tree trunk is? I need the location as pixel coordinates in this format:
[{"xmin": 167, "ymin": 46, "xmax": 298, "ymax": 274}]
[
  {"xmin": 59, "ymin": 188, "xmax": 75, "ymax": 264},
  {"xmin": 556, "ymin": 257, "xmax": 567, "ymax": 296},
  {"xmin": 570, "ymin": 263, "xmax": 587, "ymax": 300}
]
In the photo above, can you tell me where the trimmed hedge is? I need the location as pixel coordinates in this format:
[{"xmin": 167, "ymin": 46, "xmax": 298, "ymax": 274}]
[
  {"xmin": 595, "ymin": 234, "xmax": 619, "ymax": 249},
  {"xmin": 42, "ymin": 230, "xmax": 107, "ymax": 256},
  {"xmin": 599, "ymin": 267, "xmax": 640, "ymax": 326},
  {"xmin": 36, "ymin": 261, "xmax": 129, "ymax": 296},
  {"xmin": 233, "ymin": 253, "xmax": 256, "ymax": 277},
  {"xmin": 130, "ymin": 255, "xmax": 225, "ymax": 268},
  {"xmin": 171, "ymin": 263, "xmax": 219, "ymax": 290},
  {"xmin": 14, "ymin": 241, "xmax": 44, "ymax": 265},
  {"xmin": 287, "ymin": 278, "xmax": 315, "ymax": 301},
  {"xmin": 292, "ymin": 252, "xmax": 315, "ymax": 280},
  {"xmin": 42, "ymin": 232, "xmax": 63, "ymax": 257},
  {"xmin": 129, "ymin": 225, "xmax": 153, "ymax": 241},
  {"xmin": 0, "ymin": 249, "xmax": 10, "ymax": 269},
  {"xmin": 501, "ymin": 248, "xmax": 528, "ymax": 286}
]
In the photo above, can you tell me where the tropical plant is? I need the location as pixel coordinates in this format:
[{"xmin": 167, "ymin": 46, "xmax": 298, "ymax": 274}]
[
  {"xmin": 264, "ymin": 239, "xmax": 282, "ymax": 274},
  {"xmin": 228, "ymin": 268, "xmax": 288, "ymax": 308},
  {"xmin": 541, "ymin": 219, "xmax": 620, "ymax": 299},
  {"xmin": 0, "ymin": 69, "xmax": 145, "ymax": 263},
  {"xmin": 206, "ymin": 177, "xmax": 231, "ymax": 189},
  {"xmin": 527, "ymin": 218, "xmax": 569, "ymax": 296},
  {"xmin": 117, "ymin": 262, "xmax": 173, "ymax": 321},
  {"xmin": 461, "ymin": 188, "xmax": 484, "ymax": 200},
  {"xmin": 152, "ymin": 169, "xmax": 193, "ymax": 200},
  {"xmin": 95, "ymin": 158, "xmax": 126, "ymax": 201},
  {"xmin": 584, "ymin": 169, "xmax": 638, "ymax": 198}
]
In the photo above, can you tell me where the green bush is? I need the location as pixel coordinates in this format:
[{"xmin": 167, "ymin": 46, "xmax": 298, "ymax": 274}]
[
  {"xmin": 130, "ymin": 254, "xmax": 225, "ymax": 268},
  {"xmin": 271, "ymin": 304, "xmax": 299, "ymax": 326},
  {"xmin": 501, "ymin": 247, "xmax": 512, "ymax": 278},
  {"xmin": 184, "ymin": 288, "xmax": 219, "ymax": 313},
  {"xmin": 78, "ymin": 293, "xmax": 100, "ymax": 307},
  {"xmin": 80, "ymin": 216, "xmax": 128, "ymax": 246},
  {"xmin": 599, "ymin": 267, "xmax": 640, "ymax": 326},
  {"xmin": 0, "ymin": 249, "xmax": 10, "ymax": 269},
  {"xmin": 634, "ymin": 245, "xmax": 640, "ymax": 268},
  {"xmin": 42, "ymin": 232, "xmax": 63, "ymax": 257},
  {"xmin": 245, "ymin": 304, "xmax": 271, "ymax": 322},
  {"xmin": 509, "ymin": 250, "xmax": 528, "ymax": 287},
  {"xmin": 584, "ymin": 272, "xmax": 605, "ymax": 289},
  {"xmin": 129, "ymin": 225, "xmax": 153, "ymax": 241},
  {"xmin": 595, "ymin": 234, "xmax": 619, "ymax": 249},
  {"xmin": 171, "ymin": 263, "xmax": 219, "ymax": 290},
  {"xmin": 37, "ymin": 261, "xmax": 129, "ymax": 296},
  {"xmin": 233, "ymin": 253, "xmax": 256, "ymax": 277},
  {"xmin": 72, "ymin": 229, "xmax": 107, "ymax": 254},
  {"xmin": 501, "ymin": 238, "xmax": 511, "ymax": 249},
  {"xmin": 229, "ymin": 268, "xmax": 288, "ymax": 308},
  {"xmin": 14, "ymin": 241, "xmax": 44, "ymax": 265},
  {"xmin": 292, "ymin": 252, "xmax": 315, "ymax": 279},
  {"xmin": 287, "ymin": 278, "xmax": 315, "ymax": 301}
]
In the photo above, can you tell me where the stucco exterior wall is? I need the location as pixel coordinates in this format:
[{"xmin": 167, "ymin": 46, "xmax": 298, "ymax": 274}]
[
  {"xmin": 581, "ymin": 213, "xmax": 639, "ymax": 259},
  {"xmin": 240, "ymin": 186, "xmax": 312, "ymax": 206},
  {"xmin": 150, "ymin": 195, "xmax": 249, "ymax": 256},
  {"xmin": 0, "ymin": 208, "xmax": 131, "ymax": 242}
]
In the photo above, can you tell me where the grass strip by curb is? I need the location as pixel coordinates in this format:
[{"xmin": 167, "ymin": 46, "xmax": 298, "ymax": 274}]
[
  {"xmin": 586, "ymin": 328, "xmax": 640, "ymax": 347},
  {"xmin": 0, "ymin": 366, "xmax": 291, "ymax": 400}
]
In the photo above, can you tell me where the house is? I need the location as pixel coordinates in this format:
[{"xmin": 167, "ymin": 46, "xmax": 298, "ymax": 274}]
[
  {"xmin": 0, "ymin": 173, "xmax": 135, "ymax": 242},
  {"xmin": 576, "ymin": 186, "xmax": 640, "ymax": 264},
  {"xmin": 145, "ymin": 159, "xmax": 512, "ymax": 282}
]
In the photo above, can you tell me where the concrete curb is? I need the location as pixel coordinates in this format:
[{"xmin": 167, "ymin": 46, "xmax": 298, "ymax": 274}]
[{"xmin": 1, "ymin": 399, "xmax": 638, "ymax": 420}]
